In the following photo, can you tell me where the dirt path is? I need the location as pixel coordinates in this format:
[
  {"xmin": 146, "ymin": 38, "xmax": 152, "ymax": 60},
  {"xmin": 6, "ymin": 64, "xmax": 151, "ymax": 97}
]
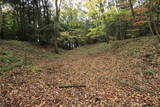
[{"xmin": 0, "ymin": 44, "xmax": 160, "ymax": 107}]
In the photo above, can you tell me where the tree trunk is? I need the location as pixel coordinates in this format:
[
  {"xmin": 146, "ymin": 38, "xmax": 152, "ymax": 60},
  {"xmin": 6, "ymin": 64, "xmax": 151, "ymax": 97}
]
[
  {"xmin": 35, "ymin": 0, "xmax": 42, "ymax": 27},
  {"xmin": 53, "ymin": 0, "xmax": 62, "ymax": 54},
  {"xmin": 148, "ymin": 21, "xmax": 155, "ymax": 36},
  {"xmin": 0, "ymin": 1, "xmax": 3, "ymax": 39},
  {"xmin": 54, "ymin": 37, "xmax": 59, "ymax": 54},
  {"xmin": 129, "ymin": 0, "xmax": 135, "ymax": 21},
  {"xmin": 54, "ymin": 16, "xmax": 59, "ymax": 54},
  {"xmin": 27, "ymin": 0, "xmax": 31, "ymax": 24},
  {"xmin": 153, "ymin": 16, "xmax": 160, "ymax": 42},
  {"xmin": 114, "ymin": 0, "xmax": 119, "ymax": 13},
  {"xmin": 144, "ymin": 13, "xmax": 155, "ymax": 36},
  {"xmin": 19, "ymin": 1, "xmax": 26, "ymax": 41},
  {"xmin": 149, "ymin": 0, "xmax": 160, "ymax": 42}
]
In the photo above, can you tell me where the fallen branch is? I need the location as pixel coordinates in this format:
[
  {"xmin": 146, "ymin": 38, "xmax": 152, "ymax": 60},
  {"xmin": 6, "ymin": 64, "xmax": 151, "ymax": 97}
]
[{"xmin": 59, "ymin": 85, "xmax": 86, "ymax": 88}]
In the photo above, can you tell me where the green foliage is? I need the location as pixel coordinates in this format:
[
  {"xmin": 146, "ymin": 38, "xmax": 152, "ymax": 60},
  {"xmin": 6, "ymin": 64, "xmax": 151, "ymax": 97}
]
[
  {"xmin": 36, "ymin": 24, "xmax": 54, "ymax": 45},
  {"xmin": 57, "ymin": 31, "xmax": 86, "ymax": 49},
  {"xmin": 61, "ymin": 5, "xmax": 84, "ymax": 30},
  {"xmin": 0, "ymin": 50, "xmax": 23, "ymax": 75},
  {"xmin": 2, "ymin": 11, "xmax": 18, "ymax": 39},
  {"xmin": 1, "ymin": 0, "xmax": 160, "ymax": 51},
  {"xmin": 87, "ymin": 25, "xmax": 106, "ymax": 43}
]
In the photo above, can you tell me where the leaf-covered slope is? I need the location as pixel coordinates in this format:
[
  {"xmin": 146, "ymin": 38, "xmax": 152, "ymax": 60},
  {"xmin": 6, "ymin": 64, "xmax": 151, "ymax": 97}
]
[
  {"xmin": 0, "ymin": 40, "xmax": 62, "ymax": 75},
  {"xmin": 0, "ymin": 36, "xmax": 160, "ymax": 106}
]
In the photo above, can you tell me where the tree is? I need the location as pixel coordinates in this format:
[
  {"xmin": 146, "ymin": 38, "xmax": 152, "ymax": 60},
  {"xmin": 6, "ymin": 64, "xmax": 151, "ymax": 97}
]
[
  {"xmin": 150, "ymin": 0, "xmax": 160, "ymax": 42},
  {"xmin": 129, "ymin": 0, "xmax": 135, "ymax": 21},
  {"xmin": 1, "ymin": 0, "xmax": 52, "ymax": 42},
  {"xmin": 0, "ymin": 1, "xmax": 3, "ymax": 39},
  {"xmin": 146, "ymin": 0, "xmax": 160, "ymax": 42},
  {"xmin": 53, "ymin": 0, "xmax": 62, "ymax": 53}
]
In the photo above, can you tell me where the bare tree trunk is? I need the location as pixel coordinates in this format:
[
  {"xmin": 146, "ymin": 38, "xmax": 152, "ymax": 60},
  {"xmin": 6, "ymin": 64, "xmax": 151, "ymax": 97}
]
[
  {"xmin": 148, "ymin": 21, "xmax": 155, "ymax": 36},
  {"xmin": 129, "ymin": 0, "xmax": 135, "ymax": 21},
  {"xmin": 54, "ymin": 0, "xmax": 62, "ymax": 54},
  {"xmin": 153, "ymin": 16, "xmax": 160, "ymax": 42},
  {"xmin": 0, "ymin": 1, "xmax": 2, "ymax": 39},
  {"xmin": 149, "ymin": 0, "xmax": 160, "ymax": 42},
  {"xmin": 46, "ymin": 2, "xmax": 50, "ymax": 23},
  {"xmin": 20, "ymin": 0, "xmax": 26, "ymax": 41},
  {"xmin": 144, "ymin": 13, "xmax": 155, "ymax": 36},
  {"xmin": 99, "ymin": 1, "xmax": 109, "ymax": 43},
  {"xmin": 54, "ymin": 18, "xmax": 59, "ymax": 54},
  {"xmin": 53, "ymin": 37, "xmax": 59, "ymax": 53},
  {"xmin": 35, "ymin": 0, "xmax": 42, "ymax": 27},
  {"xmin": 42, "ymin": 0, "xmax": 45, "ymax": 19},
  {"xmin": 114, "ymin": 0, "xmax": 119, "ymax": 13},
  {"xmin": 27, "ymin": 0, "xmax": 31, "ymax": 24}
]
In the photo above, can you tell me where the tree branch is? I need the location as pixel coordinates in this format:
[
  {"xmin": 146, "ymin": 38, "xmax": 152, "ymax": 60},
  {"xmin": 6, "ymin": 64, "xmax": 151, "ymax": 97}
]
[{"xmin": 59, "ymin": 85, "xmax": 86, "ymax": 88}]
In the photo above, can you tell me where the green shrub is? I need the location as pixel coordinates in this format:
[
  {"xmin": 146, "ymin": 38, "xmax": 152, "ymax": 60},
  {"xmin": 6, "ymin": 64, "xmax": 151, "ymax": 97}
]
[{"xmin": 0, "ymin": 50, "xmax": 23, "ymax": 75}]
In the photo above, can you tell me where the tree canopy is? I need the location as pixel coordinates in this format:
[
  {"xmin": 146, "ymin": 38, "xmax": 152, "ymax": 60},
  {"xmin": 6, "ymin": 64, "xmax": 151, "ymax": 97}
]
[{"xmin": 0, "ymin": 0, "xmax": 159, "ymax": 50}]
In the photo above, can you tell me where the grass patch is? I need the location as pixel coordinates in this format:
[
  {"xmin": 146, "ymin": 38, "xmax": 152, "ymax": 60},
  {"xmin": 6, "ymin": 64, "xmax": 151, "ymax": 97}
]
[
  {"xmin": 0, "ymin": 50, "xmax": 23, "ymax": 75},
  {"xmin": 27, "ymin": 65, "xmax": 44, "ymax": 72},
  {"xmin": 112, "ymin": 77, "xmax": 158, "ymax": 96},
  {"xmin": 0, "ymin": 40, "xmax": 63, "ymax": 76}
]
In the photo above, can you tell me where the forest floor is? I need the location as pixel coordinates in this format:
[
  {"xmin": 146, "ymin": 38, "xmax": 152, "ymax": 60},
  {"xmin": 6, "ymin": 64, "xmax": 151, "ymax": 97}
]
[{"xmin": 0, "ymin": 36, "xmax": 160, "ymax": 107}]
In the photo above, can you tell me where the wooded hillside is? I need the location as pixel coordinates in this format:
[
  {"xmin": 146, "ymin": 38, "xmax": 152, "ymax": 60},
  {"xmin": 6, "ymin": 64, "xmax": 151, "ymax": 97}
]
[
  {"xmin": 0, "ymin": 0, "xmax": 160, "ymax": 51},
  {"xmin": 0, "ymin": 0, "xmax": 160, "ymax": 106}
]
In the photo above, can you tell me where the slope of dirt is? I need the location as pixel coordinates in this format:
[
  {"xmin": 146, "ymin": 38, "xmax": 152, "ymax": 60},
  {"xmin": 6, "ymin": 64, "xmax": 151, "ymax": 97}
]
[{"xmin": 0, "ymin": 36, "xmax": 160, "ymax": 107}]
